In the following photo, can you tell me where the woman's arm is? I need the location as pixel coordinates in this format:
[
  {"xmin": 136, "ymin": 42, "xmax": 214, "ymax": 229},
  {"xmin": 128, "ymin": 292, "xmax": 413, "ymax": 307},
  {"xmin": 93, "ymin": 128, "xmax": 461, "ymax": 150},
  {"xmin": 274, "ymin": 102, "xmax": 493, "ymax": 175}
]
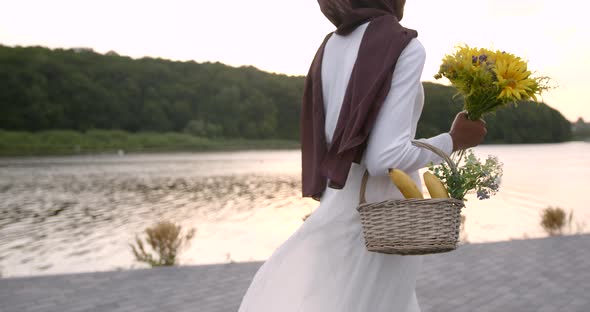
[{"xmin": 364, "ymin": 39, "xmax": 454, "ymax": 176}]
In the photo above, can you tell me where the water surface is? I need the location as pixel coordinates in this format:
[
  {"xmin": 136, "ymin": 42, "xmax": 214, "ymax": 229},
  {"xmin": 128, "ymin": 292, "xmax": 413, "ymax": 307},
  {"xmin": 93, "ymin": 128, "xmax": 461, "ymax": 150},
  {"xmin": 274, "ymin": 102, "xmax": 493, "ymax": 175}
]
[{"xmin": 1, "ymin": 143, "xmax": 588, "ymax": 277}]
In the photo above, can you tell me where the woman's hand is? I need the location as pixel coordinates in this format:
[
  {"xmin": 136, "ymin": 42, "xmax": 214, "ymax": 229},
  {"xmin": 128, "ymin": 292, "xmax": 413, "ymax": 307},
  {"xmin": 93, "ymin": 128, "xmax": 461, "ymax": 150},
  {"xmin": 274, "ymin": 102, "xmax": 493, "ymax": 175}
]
[{"xmin": 449, "ymin": 112, "xmax": 487, "ymax": 152}]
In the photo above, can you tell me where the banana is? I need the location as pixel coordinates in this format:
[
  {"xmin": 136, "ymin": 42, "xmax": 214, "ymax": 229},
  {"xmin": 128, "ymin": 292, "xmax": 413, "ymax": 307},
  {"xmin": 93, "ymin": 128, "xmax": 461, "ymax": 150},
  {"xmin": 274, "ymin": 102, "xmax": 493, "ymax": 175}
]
[
  {"xmin": 388, "ymin": 169, "xmax": 424, "ymax": 199},
  {"xmin": 423, "ymin": 171, "xmax": 450, "ymax": 199}
]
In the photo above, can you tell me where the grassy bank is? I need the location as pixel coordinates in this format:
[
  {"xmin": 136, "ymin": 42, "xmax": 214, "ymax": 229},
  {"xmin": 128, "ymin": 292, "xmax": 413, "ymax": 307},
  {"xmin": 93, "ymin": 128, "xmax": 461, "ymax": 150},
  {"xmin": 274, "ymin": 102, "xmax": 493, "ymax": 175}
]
[{"xmin": 0, "ymin": 130, "xmax": 300, "ymax": 157}]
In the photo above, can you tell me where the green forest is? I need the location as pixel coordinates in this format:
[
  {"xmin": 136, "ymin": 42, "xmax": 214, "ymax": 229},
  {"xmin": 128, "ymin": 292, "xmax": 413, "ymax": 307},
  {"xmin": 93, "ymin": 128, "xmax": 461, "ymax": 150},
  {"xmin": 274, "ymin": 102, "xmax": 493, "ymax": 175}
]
[{"xmin": 0, "ymin": 45, "xmax": 574, "ymax": 155}]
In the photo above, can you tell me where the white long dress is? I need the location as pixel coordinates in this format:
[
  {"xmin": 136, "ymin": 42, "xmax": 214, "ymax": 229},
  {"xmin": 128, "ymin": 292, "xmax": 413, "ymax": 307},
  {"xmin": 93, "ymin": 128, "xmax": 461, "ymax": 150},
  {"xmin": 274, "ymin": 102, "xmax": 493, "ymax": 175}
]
[{"xmin": 238, "ymin": 22, "xmax": 454, "ymax": 312}]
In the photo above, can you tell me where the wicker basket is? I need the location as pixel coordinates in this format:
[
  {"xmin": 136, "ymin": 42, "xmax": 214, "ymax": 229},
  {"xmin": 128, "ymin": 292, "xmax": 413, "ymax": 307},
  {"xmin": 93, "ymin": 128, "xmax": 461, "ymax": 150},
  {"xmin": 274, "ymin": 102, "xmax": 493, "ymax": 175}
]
[{"xmin": 356, "ymin": 141, "xmax": 465, "ymax": 255}]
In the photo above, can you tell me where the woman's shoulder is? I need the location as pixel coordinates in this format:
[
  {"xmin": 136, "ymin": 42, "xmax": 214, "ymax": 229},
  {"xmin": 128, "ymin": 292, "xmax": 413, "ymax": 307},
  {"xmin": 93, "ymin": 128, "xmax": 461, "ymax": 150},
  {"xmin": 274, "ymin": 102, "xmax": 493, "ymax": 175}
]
[
  {"xmin": 399, "ymin": 38, "xmax": 426, "ymax": 64},
  {"xmin": 405, "ymin": 38, "xmax": 425, "ymax": 55}
]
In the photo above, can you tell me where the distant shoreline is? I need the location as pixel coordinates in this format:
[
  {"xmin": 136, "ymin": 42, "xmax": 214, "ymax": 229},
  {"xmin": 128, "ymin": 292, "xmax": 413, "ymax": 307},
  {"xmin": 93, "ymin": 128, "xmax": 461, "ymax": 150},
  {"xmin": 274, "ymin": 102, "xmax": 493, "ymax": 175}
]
[
  {"xmin": 1, "ymin": 129, "xmax": 586, "ymax": 157},
  {"xmin": 0, "ymin": 130, "xmax": 300, "ymax": 157}
]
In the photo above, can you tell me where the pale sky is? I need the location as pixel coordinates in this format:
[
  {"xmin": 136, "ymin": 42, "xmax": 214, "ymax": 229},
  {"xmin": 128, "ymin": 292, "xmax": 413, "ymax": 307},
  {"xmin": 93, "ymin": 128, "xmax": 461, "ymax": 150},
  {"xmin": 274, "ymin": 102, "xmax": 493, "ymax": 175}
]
[{"xmin": 1, "ymin": 0, "xmax": 588, "ymax": 121}]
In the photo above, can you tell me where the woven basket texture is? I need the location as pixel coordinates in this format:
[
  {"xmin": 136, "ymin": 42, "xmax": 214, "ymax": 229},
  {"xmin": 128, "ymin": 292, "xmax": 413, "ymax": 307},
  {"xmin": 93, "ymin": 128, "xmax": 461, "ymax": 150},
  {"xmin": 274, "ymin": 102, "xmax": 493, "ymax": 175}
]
[
  {"xmin": 356, "ymin": 140, "xmax": 465, "ymax": 255},
  {"xmin": 357, "ymin": 198, "xmax": 464, "ymax": 255}
]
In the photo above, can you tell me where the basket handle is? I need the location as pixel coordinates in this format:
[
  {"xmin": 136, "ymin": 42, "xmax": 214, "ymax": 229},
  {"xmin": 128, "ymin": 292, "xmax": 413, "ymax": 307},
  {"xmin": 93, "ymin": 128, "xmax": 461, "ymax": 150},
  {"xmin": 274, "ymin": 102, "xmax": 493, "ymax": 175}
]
[
  {"xmin": 359, "ymin": 170, "xmax": 370, "ymax": 205},
  {"xmin": 358, "ymin": 140, "xmax": 457, "ymax": 205}
]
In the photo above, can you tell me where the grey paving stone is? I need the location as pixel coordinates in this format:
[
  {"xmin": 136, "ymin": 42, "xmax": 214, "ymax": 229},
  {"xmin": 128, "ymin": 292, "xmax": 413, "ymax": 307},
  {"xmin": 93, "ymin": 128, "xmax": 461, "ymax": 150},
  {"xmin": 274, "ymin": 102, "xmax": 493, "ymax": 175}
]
[{"xmin": 0, "ymin": 235, "xmax": 588, "ymax": 312}]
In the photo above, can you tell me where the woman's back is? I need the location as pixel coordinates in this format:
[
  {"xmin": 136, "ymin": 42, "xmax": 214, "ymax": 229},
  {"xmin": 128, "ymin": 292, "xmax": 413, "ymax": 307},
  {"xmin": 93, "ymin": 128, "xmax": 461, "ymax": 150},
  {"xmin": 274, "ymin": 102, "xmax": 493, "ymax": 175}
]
[
  {"xmin": 320, "ymin": 22, "xmax": 448, "ymax": 204},
  {"xmin": 321, "ymin": 22, "xmax": 369, "ymax": 145}
]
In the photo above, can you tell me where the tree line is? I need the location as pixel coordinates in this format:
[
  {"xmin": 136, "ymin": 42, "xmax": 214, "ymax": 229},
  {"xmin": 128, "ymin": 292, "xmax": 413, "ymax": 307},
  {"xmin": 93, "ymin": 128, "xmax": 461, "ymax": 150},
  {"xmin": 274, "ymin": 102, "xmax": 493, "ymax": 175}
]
[
  {"xmin": 419, "ymin": 82, "xmax": 572, "ymax": 144},
  {"xmin": 0, "ymin": 45, "xmax": 572, "ymax": 144},
  {"xmin": 572, "ymin": 118, "xmax": 590, "ymax": 140}
]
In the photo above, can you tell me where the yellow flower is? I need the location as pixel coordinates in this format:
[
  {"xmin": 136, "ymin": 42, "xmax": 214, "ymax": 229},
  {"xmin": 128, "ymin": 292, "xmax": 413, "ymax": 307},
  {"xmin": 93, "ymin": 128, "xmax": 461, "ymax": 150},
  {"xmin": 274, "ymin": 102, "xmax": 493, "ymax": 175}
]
[
  {"xmin": 494, "ymin": 57, "xmax": 536, "ymax": 100},
  {"xmin": 435, "ymin": 45, "xmax": 550, "ymax": 119}
]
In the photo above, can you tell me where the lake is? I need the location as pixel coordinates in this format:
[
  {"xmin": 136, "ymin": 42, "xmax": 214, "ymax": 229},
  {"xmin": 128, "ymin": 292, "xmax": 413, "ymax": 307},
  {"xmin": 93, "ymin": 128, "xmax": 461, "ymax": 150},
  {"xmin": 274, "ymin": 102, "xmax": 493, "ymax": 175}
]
[{"xmin": 1, "ymin": 142, "xmax": 589, "ymax": 278}]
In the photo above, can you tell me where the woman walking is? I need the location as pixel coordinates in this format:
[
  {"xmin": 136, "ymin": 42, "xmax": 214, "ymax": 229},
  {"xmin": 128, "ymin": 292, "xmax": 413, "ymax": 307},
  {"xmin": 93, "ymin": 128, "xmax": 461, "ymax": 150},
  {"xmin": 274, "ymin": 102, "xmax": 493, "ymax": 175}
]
[{"xmin": 238, "ymin": 1, "xmax": 487, "ymax": 311}]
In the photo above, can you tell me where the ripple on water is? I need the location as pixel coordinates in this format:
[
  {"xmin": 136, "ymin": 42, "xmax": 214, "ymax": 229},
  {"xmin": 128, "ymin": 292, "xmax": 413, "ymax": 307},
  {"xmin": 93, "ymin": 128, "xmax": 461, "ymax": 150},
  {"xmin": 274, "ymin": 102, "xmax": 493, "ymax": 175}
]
[
  {"xmin": 0, "ymin": 168, "xmax": 306, "ymax": 277},
  {"xmin": 2, "ymin": 146, "xmax": 588, "ymax": 277}
]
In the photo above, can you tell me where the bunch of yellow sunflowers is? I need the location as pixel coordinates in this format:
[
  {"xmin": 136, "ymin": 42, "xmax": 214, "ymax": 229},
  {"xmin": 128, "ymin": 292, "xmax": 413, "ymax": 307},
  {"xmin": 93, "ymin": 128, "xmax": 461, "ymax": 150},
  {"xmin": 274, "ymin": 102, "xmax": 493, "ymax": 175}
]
[{"xmin": 434, "ymin": 46, "xmax": 550, "ymax": 120}]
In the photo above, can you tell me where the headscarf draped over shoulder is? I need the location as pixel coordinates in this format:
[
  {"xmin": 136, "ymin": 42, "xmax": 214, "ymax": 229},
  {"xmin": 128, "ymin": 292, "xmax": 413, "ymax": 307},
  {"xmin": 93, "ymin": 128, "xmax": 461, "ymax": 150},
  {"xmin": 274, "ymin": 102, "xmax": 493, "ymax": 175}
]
[{"xmin": 301, "ymin": 0, "xmax": 418, "ymax": 200}]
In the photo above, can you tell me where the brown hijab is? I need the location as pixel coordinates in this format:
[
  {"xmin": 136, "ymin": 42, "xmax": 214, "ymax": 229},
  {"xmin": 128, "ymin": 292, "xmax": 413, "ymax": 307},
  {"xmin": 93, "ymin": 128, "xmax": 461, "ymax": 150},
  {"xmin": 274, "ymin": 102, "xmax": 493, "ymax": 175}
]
[{"xmin": 301, "ymin": 0, "xmax": 418, "ymax": 200}]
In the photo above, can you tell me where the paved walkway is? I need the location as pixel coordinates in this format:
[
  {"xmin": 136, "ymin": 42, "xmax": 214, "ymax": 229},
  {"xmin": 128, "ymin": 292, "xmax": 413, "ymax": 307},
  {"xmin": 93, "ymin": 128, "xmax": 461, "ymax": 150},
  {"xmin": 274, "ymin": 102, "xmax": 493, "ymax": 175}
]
[{"xmin": 1, "ymin": 234, "xmax": 589, "ymax": 312}]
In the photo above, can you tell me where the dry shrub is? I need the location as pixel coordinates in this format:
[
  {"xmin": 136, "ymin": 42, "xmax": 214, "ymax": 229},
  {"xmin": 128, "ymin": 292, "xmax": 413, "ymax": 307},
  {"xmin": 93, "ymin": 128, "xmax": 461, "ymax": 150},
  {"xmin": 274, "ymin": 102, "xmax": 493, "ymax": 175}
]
[
  {"xmin": 130, "ymin": 221, "xmax": 195, "ymax": 267},
  {"xmin": 541, "ymin": 207, "xmax": 585, "ymax": 237}
]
